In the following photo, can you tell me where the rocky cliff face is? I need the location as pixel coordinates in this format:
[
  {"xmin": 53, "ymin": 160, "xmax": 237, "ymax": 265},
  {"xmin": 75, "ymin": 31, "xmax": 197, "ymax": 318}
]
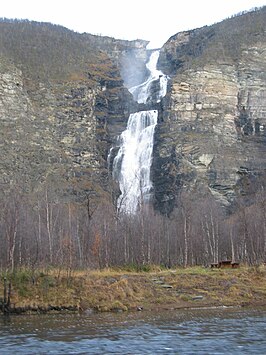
[
  {"xmin": 153, "ymin": 8, "xmax": 266, "ymax": 214},
  {"xmin": 83, "ymin": 34, "xmax": 149, "ymax": 88},
  {"xmin": 1, "ymin": 9, "xmax": 265, "ymax": 213},
  {"xmin": 0, "ymin": 20, "xmax": 141, "ymax": 201}
]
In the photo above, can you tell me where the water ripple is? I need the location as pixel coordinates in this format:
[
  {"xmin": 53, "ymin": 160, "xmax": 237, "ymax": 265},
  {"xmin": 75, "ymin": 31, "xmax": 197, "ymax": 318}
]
[{"xmin": 0, "ymin": 308, "xmax": 265, "ymax": 354}]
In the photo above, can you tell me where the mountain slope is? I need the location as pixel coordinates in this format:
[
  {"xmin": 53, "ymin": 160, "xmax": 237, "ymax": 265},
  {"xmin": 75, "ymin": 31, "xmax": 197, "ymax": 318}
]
[
  {"xmin": 0, "ymin": 19, "xmax": 142, "ymax": 202},
  {"xmin": 153, "ymin": 7, "xmax": 266, "ymax": 214}
]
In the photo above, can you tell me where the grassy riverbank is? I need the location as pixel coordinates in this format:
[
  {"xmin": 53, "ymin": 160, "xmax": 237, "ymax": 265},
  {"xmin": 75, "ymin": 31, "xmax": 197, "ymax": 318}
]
[{"xmin": 1, "ymin": 266, "xmax": 266, "ymax": 314}]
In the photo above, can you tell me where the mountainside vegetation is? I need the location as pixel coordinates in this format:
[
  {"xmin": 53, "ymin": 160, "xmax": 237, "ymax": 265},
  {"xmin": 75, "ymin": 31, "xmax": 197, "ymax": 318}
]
[
  {"xmin": 159, "ymin": 6, "xmax": 266, "ymax": 73},
  {"xmin": 0, "ymin": 19, "xmax": 120, "ymax": 83}
]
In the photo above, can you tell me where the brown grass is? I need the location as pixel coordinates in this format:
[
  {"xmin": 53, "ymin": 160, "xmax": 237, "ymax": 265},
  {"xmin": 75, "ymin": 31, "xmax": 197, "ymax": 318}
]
[{"xmin": 1, "ymin": 266, "xmax": 266, "ymax": 313}]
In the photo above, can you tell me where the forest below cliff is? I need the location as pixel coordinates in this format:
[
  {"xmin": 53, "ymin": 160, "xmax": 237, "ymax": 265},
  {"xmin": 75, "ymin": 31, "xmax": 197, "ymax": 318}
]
[{"xmin": 1, "ymin": 182, "xmax": 265, "ymax": 271}]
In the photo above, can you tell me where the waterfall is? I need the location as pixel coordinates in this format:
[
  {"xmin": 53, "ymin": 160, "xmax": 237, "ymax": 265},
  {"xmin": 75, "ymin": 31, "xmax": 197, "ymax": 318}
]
[
  {"xmin": 129, "ymin": 51, "xmax": 168, "ymax": 104},
  {"xmin": 113, "ymin": 110, "xmax": 158, "ymax": 213},
  {"xmin": 113, "ymin": 50, "xmax": 167, "ymax": 214}
]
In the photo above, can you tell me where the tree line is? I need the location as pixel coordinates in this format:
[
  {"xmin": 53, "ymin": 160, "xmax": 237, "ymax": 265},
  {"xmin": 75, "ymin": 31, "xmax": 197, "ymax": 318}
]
[{"xmin": 0, "ymin": 182, "xmax": 265, "ymax": 272}]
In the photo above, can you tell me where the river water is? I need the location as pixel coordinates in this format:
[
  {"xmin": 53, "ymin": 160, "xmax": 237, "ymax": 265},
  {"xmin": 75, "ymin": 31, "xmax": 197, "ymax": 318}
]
[{"xmin": 0, "ymin": 308, "xmax": 265, "ymax": 354}]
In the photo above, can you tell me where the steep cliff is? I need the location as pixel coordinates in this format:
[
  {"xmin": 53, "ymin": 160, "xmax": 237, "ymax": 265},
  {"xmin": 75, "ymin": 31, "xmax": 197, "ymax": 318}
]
[
  {"xmin": 1, "ymin": 9, "xmax": 265, "ymax": 213},
  {"xmin": 82, "ymin": 34, "xmax": 149, "ymax": 88},
  {"xmin": 0, "ymin": 20, "xmax": 142, "ymax": 201},
  {"xmin": 154, "ymin": 7, "xmax": 266, "ymax": 214}
]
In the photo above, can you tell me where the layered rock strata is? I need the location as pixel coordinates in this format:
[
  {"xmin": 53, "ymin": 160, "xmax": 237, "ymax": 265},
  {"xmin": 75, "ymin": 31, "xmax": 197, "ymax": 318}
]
[
  {"xmin": 153, "ymin": 8, "xmax": 266, "ymax": 214},
  {"xmin": 0, "ymin": 21, "xmax": 140, "ymax": 200}
]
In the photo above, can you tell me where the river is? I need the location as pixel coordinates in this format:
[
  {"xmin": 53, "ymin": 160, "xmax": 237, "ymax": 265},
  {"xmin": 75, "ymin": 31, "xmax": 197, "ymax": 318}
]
[{"xmin": 0, "ymin": 307, "xmax": 265, "ymax": 354}]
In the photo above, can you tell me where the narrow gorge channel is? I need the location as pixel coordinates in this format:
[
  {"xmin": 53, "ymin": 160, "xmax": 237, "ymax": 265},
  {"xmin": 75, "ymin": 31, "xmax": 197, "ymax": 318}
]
[{"xmin": 112, "ymin": 50, "xmax": 168, "ymax": 214}]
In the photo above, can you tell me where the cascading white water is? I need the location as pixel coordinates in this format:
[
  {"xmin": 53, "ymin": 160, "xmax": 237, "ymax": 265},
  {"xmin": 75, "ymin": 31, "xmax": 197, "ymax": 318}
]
[
  {"xmin": 113, "ymin": 50, "xmax": 168, "ymax": 214},
  {"xmin": 113, "ymin": 110, "xmax": 158, "ymax": 213},
  {"xmin": 130, "ymin": 51, "xmax": 167, "ymax": 104}
]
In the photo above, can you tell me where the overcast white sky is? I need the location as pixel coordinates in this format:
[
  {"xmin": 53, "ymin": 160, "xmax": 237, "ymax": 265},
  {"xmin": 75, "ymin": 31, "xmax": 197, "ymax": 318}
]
[{"xmin": 1, "ymin": 0, "xmax": 265, "ymax": 48}]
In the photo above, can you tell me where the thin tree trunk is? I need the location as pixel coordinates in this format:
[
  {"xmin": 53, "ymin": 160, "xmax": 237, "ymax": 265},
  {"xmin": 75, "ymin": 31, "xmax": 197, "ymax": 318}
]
[
  {"xmin": 183, "ymin": 210, "xmax": 188, "ymax": 268},
  {"xmin": 9, "ymin": 212, "xmax": 18, "ymax": 272},
  {"xmin": 45, "ymin": 190, "xmax": 53, "ymax": 264},
  {"xmin": 230, "ymin": 230, "xmax": 235, "ymax": 263}
]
